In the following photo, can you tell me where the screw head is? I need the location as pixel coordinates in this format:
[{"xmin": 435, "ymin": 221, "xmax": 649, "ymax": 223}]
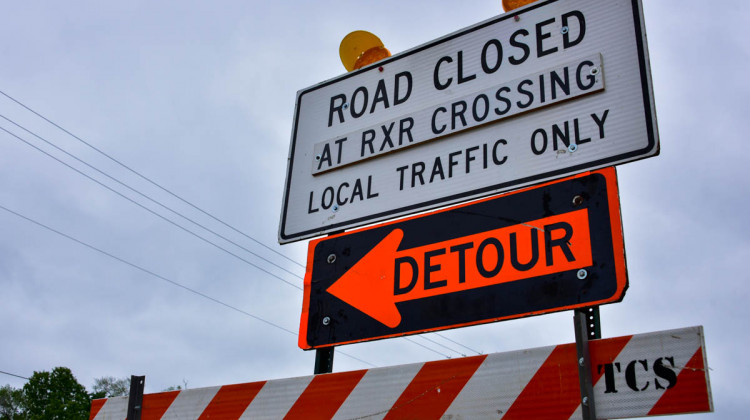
[
  {"xmin": 322, "ymin": 316, "xmax": 331, "ymax": 326},
  {"xmin": 332, "ymin": 205, "xmax": 339, "ymax": 212},
  {"xmin": 568, "ymin": 143, "xmax": 578, "ymax": 153},
  {"xmin": 582, "ymin": 396, "xmax": 589, "ymax": 406},
  {"xmin": 561, "ymin": 26, "xmax": 569, "ymax": 34},
  {"xmin": 572, "ymin": 195, "xmax": 584, "ymax": 206},
  {"xmin": 342, "ymin": 103, "xmax": 349, "ymax": 110},
  {"xmin": 590, "ymin": 66, "xmax": 600, "ymax": 76},
  {"xmin": 315, "ymin": 155, "xmax": 321, "ymax": 161},
  {"xmin": 577, "ymin": 269, "xmax": 588, "ymax": 280},
  {"xmin": 327, "ymin": 254, "xmax": 336, "ymax": 264},
  {"xmin": 579, "ymin": 357, "xmax": 585, "ymax": 366}
]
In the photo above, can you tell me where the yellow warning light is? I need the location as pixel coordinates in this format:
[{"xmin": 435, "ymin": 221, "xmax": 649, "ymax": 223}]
[
  {"xmin": 339, "ymin": 31, "xmax": 392, "ymax": 72},
  {"xmin": 502, "ymin": 0, "xmax": 537, "ymax": 12}
]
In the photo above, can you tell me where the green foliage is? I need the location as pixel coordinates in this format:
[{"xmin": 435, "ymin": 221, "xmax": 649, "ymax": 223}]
[
  {"xmin": 22, "ymin": 367, "xmax": 90, "ymax": 420},
  {"xmin": 90, "ymin": 376, "xmax": 129, "ymax": 399},
  {"xmin": 0, "ymin": 385, "xmax": 25, "ymax": 420},
  {"xmin": 162, "ymin": 379, "xmax": 188, "ymax": 392}
]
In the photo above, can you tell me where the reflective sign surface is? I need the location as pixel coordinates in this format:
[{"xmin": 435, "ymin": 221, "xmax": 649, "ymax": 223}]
[
  {"xmin": 300, "ymin": 168, "xmax": 627, "ymax": 348},
  {"xmin": 280, "ymin": 0, "xmax": 658, "ymax": 243}
]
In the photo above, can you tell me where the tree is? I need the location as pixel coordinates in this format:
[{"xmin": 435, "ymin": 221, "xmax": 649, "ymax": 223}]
[
  {"xmin": 91, "ymin": 376, "xmax": 129, "ymax": 399},
  {"xmin": 22, "ymin": 367, "xmax": 90, "ymax": 420},
  {"xmin": 0, "ymin": 385, "xmax": 25, "ymax": 420},
  {"xmin": 162, "ymin": 379, "xmax": 189, "ymax": 392}
]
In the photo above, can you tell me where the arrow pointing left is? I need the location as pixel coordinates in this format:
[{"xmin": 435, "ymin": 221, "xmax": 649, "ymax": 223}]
[{"xmin": 326, "ymin": 209, "xmax": 594, "ymax": 328}]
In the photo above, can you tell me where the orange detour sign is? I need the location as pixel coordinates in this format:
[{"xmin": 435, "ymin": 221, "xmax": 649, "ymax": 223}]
[
  {"xmin": 300, "ymin": 168, "xmax": 627, "ymax": 349},
  {"xmin": 327, "ymin": 210, "xmax": 593, "ymax": 329}
]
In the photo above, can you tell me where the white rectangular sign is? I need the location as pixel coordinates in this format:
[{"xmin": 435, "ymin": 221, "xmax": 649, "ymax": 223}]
[{"xmin": 280, "ymin": 0, "xmax": 658, "ymax": 243}]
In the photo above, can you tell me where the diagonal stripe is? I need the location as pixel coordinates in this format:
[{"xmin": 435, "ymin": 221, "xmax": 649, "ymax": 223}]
[
  {"xmin": 333, "ymin": 362, "xmax": 423, "ymax": 420},
  {"xmin": 199, "ymin": 382, "xmax": 266, "ymax": 419},
  {"xmin": 502, "ymin": 343, "xmax": 580, "ymax": 419},
  {"xmin": 89, "ymin": 399, "xmax": 106, "ymax": 419},
  {"xmin": 594, "ymin": 328, "xmax": 707, "ymax": 419},
  {"xmin": 92, "ymin": 396, "xmax": 128, "ymax": 419},
  {"xmin": 89, "ymin": 328, "xmax": 708, "ymax": 419},
  {"xmin": 383, "ymin": 355, "xmax": 487, "ymax": 419},
  {"xmin": 503, "ymin": 336, "xmax": 631, "ymax": 420},
  {"xmin": 240, "ymin": 375, "xmax": 312, "ymax": 419},
  {"xmin": 588, "ymin": 335, "xmax": 633, "ymax": 381},
  {"xmin": 162, "ymin": 387, "xmax": 219, "ymax": 418},
  {"xmin": 284, "ymin": 370, "xmax": 367, "ymax": 420},
  {"xmin": 141, "ymin": 391, "xmax": 180, "ymax": 420},
  {"xmin": 443, "ymin": 346, "xmax": 555, "ymax": 417},
  {"xmin": 648, "ymin": 348, "xmax": 711, "ymax": 415}
]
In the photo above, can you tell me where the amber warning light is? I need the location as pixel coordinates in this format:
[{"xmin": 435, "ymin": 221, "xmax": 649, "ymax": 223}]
[
  {"xmin": 503, "ymin": 0, "xmax": 538, "ymax": 12},
  {"xmin": 339, "ymin": 30, "xmax": 392, "ymax": 72}
]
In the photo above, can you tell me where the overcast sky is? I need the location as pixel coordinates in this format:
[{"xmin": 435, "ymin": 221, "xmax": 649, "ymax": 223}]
[{"xmin": 1, "ymin": 1, "xmax": 747, "ymax": 418}]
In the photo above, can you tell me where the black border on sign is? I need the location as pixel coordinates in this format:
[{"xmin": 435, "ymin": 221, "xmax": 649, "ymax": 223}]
[{"xmin": 279, "ymin": 0, "xmax": 656, "ymax": 243}]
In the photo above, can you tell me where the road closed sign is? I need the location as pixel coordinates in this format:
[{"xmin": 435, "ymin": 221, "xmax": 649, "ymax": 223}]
[
  {"xmin": 299, "ymin": 168, "xmax": 626, "ymax": 348},
  {"xmin": 279, "ymin": 0, "xmax": 658, "ymax": 243}
]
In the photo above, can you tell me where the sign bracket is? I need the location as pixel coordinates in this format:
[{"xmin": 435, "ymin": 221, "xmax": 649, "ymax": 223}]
[
  {"xmin": 313, "ymin": 231, "xmax": 343, "ymax": 375},
  {"xmin": 314, "ymin": 347, "xmax": 334, "ymax": 374},
  {"xmin": 582, "ymin": 306, "xmax": 602, "ymax": 339},
  {"xmin": 574, "ymin": 307, "xmax": 600, "ymax": 420},
  {"xmin": 126, "ymin": 375, "xmax": 145, "ymax": 420}
]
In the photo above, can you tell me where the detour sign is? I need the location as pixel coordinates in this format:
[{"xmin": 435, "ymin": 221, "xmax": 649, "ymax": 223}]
[{"xmin": 299, "ymin": 168, "xmax": 626, "ymax": 349}]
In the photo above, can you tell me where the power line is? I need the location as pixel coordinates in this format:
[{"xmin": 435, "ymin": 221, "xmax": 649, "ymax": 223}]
[
  {"xmin": 0, "ymin": 202, "xmax": 374, "ymax": 369},
  {"xmin": 415, "ymin": 335, "xmax": 466, "ymax": 357},
  {"xmin": 336, "ymin": 350, "xmax": 376, "ymax": 368},
  {"xmin": 0, "ymin": 203, "xmax": 296, "ymax": 334},
  {"xmin": 0, "ymin": 90, "xmax": 478, "ymax": 363},
  {"xmin": 0, "ymin": 89, "xmax": 303, "ymax": 270},
  {"xmin": 0, "ymin": 124, "xmax": 477, "ymax": 364},
  {"xmin": 0, "ymin": 113, "xmax": 303, "ymax": 281},
  {"xmin": 0, "ymin": 125, "xmax": 301, "ymax": 291},
  {"xmin": 0, "ymin": 370, "xmax": 29, "ymax": 381},
  {"xmin": 433, "ymin": 332, "xmax": 483, "ymax": 355},
  {"xmin": 403, "ymin": 337, "xmax": 451, "ymax": 359}
]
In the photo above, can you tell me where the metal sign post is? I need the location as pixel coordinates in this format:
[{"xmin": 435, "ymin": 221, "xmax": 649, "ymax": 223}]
[
  {"xmin": 314, "ymin": 348, "xmax": 334, "ymax": 375},
  {"xmin": 575, "ymin": 308, "xmax": 598, "ymax": 420},
  {"xmin": 126, "ymin": 375, "xmax": 145, "ymax": 420}
]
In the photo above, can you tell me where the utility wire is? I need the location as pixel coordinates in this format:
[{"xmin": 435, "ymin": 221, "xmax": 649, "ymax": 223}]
[
  {"xmin": 403, "ymin": 337, "xmax": 451, "ymax": 359},
  {"xmin": 0, "ymin": 203, "xmax": 374, "ymax": 368},
  {"xmin": 0, "ymin": 370, "xmax": 29, "ymax": 380},
  {"xmin": 416, "ymin": 335, "xmax": 466, "ymax": 357},
  {"xmin": 0, "ymin": 90, "xmax": 479, "ymax": 362},
  {"xmin": 0, "ymin": 114, "xmax": 303, "ymax": 281},
  {"xmin": 0, "ymin": 89, "xmax": 303, "ymax": 270},
  {"xmin": 433, "ymin": 332, "xmax": 483, "ymax": 355},
  {"xmin": 0, "ymin": 203, "xmax": 296, "ymax": 333},
  {"xmin": 0, "ymin": 125, "xmax": 301, "ymax": 291},
  {"xmin": 0, "ymin": 124, "xmax": 478, "ymax": 364}
]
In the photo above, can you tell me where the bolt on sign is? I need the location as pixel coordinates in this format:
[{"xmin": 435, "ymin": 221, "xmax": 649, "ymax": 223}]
[
  {"xmin": 299, "ymin": 168, "xmax": 625, "ymax": 348},
  {"xmin": 91, "ymin": 326, "xmax": 712, "ymax": 419},
  {"xmin": 279, "ymin": 0, "xmax": 658, "ymax": 243}
]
